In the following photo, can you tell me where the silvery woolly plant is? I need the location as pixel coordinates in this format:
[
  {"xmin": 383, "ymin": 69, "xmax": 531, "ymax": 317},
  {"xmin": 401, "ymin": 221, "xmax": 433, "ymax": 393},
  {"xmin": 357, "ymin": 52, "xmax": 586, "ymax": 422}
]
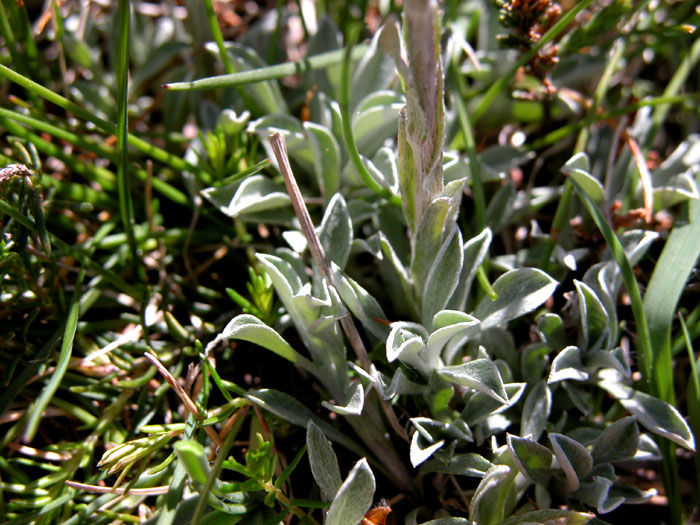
[{"xmin": 206, "ymin": 1, "xmax": 696, "ymax": 523}]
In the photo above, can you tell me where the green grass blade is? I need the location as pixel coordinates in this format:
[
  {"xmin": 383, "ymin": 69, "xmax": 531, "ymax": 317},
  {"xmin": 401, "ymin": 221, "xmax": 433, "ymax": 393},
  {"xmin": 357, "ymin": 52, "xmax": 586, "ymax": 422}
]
[
  {"xmin": 643, "ymin": 179, "xmax": 700, "ymax": 402},
  {"xmin": 0, "ymin": 64, "xmax": 210, "ymax": 183},
  {"xmin": 0, "ymin": 2, "xmax": 24, "ymax": 78},
  {"xmin": 568, "ymin": 178, "xmax": 653, "ymax": 387},
  {"xmin": 0, "ymin": 197, "xmax": 141, "ymax": 296},
  {"xmin": 571, "ymin": 176, "xmax": 685, "ymax": 524},
  {"xmin": 191, "ymin": 407, "xmax": 248, "ymax": 525},
  {"xmin": 527, "ymin": 93, "xmax": 700, "ymax": 151},
  {"xmin": 7, "ymin": 1, "xmax": 42, "ymax": 82},
  {"xmin": 163, "ymin": 44, "xmax": 369, "ymax": 91},
  {"xmin": 574, "ymin": 38, "xmax": 626, "ymax": 154},
  {"xmin": 0, "ymin": 116, "xmax": 117, "ymax": 190},
  {"xmin": 204, "ymin": 0, "xmax": 235, "ymax": 75},
  {"xmin": 643, "ymin": 37, "xmax": 700, "ymax": 149},
  {"xmin": 449, "ymin": 65, "xmax": 485, "ymax": 231},
  {"xmin": 0, "ymin": 330, "xmax": 60, "ymax": 418},
  {"xmin": 156, "ymin": 414, "xmax": 198, "ymax": 525},
  {"xmin": 339, "ymin": 27, "xmax": 400, "ymax": 206},
  {"xmin": 680, "ymin": 313, "xmax": 700, "ymax": 495},
  {"xmin": 22, "ymin": 268, "xmax": 85, "ymax": 442},
  {"xmin": 115, "ymin": 0, "xmax": 140, "ymax": 277},
  {"xmin": 0, "ymin": 108, "xmax": 190, "ymax": 207},
  {"xmin": 641, "ymin": 178, "xmax": 700, "ymax": 525},
  {"xmin": 274, "ymin": 443, "xmax": 307, "ymax": 490}
]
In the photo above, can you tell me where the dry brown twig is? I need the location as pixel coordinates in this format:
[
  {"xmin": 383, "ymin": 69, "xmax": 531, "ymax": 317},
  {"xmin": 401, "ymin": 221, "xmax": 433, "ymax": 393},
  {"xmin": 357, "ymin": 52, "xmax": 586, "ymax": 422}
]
[{"xmin": 268, "ymin": 132, "xmax": 408, "ymax": 442}]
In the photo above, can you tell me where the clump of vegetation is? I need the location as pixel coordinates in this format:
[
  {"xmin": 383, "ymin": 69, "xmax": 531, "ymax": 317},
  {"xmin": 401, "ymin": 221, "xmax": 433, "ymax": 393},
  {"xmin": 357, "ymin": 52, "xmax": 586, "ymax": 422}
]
[{"xmin": 1, "ymin": 1, "xmax": 699, "ymax": 524}]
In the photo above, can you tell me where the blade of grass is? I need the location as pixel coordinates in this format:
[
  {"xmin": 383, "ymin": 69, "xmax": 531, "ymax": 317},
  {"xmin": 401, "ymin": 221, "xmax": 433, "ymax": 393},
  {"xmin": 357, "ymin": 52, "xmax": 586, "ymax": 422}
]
[
  {"xmin": 471, "ymin": 0, "xmax": 596, "ymax": 124},
  {"xmin": 6, "ymin": 1, "xmax": 42, "ymax": 83},
  {"xmin": 449, "ymin": 64, "xmax": 496, "ymax": 301},
  {"xmin": 203, "ymin": 0, "xmax": 263, "ymax": 115},
  {"xmin": 0, "ymin": 331, "xmax": 60, "ymax": 419},
  {"xmin": 204, "ymin": 0, "xmax": 234, "ymax": 75},
  {"xmin": 21, "ymin": 267, "xmax": 85, "ymax": 442},
  {"xmin": 567, "ymin": 178, "xmax": 653, "ymax": 387},
  {"xmin": 450, "ymin": 64, "xmax": 485, "ymax": 231},
  {"xmin": 0, "ymin": 198, "xmax": 141, "ymax": 297},
  {"xmin": 0, "ymin": 2, "xmax": 26, "ymax": 80},
  {"xmin": 526, "ymin": 93, "xmax": 700, "ymax": 151},
  {"xmin": 570, "ymin": 176, "xmax": 683, "ymax": 525},
  {"xmin": 191, "ymin": 406, "xmax": 248, "ymax": 525},
  {"xmin": 643, "ymin": 36, "xmax": 700, "ymax": 149},
  {"xmin": 0, "ymin": 116, "xmax": 116, "ymax": 190},
  {"xmin": 155, "ymin": 413, "xmax": 198, "ymax": 525},
  {"xmin": 0, "ymin": 110, "xmax": 190, "ymax": 207},
  {"xmin": 0, "ymin": 64, "xmax": 211, "ymax": 184},
  {"xmin": 641, "ymin": 176, "xmax": 700, "ymax": 525},
  {"xmin": 216, "ymin": 158, "xmax": 271, "ymax": 186},
  {"xmin": 680, "ymin": 313, "xmax": 700, "ymax": 497},
  {"xmin": 339, "ymin": 26, "xmax": 401, "ymax": 206},
  {"xmin": 644, "ymin": 176, "xmax": 700, "ymax": 402},
  {"xmin": 163, "ymin": 44, "xmax": 369, "ymax": 91},
  {"xmin": 672, "ymin": 303, "xmax": 700, "ymax": 356},
  {"xmin": 115, "ymin": 0, "xmax": 141, "ymax": 279}
]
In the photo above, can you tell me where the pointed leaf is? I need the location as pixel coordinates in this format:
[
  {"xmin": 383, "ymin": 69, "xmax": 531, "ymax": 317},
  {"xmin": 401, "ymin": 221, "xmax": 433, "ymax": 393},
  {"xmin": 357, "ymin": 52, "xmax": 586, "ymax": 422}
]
[
  {"xmin": 562, "ymin": 152, "xmax": 605, "ymax": 203},
  {"xmin": 427, "ymin": 311, "xmax": 481, "ymax": 362},
  {"xmin": 386, "ymin": 322, "xmax": 428, "ymax": 373},
  {"xmin": 521, "ymin": 381, "xmax": 551, "ymax": 441},
  {"xmin": 536, "ymin": 313, "xmax": 566, "ymax": 351},
  {"xmin": 439, "ymin": 359, "xmax": 508, "ymax": 404},
  {"xmin": 326, "ymin": 459, "xmax": 375, "ymax": 525},
  {"xmin": 202, "ymin": 174, "xmax": 291, "ymax": 218},
  {"xmin": 332, "ymin": 264, "xmax": 390, "ymax": 340},
  {"xmin": 549, "ymin": 433, "xmax": 593, "ymax": 492},
  {"xmin": 474, "ymin": 268, "xmax": 558, "ymax": 330},
  {"xmin": 306, "ymin": 420, "xmax": 342, "ymax": 500},
  {"xmin": 448, "ymin": 228, "xmax": 492, "ymax": 310},
  {"xmin": 256, "ymin": 253, "xmax": 303, "ymax": 306},
  {"xmin": 575, "ymin": 476, "xmax": 625, "ymax": 514},
  {"xmin": 574, "ymin": 280, "xmax": 609, "ymax": 352},
  {"xmin": 462, "ymin": 383, "xmax": 526, "ymax": 426},
  {"xmin": 507, "ymin": 434, "xmax": 554, "ymax": 485},
  {"xmin": 548, "ymin": 346, "xmax": 589, "ymax": 383},
  {"xmin": 410, "ymin": 431, "xmax": 445, "ymax": 467},
  {"xmin": 318, "ymin": 193, "xmax": 353, "ymax": 269},
  {"xmin": 469, "ymin": 464, "xmax": 515, "ymax": 525},
  {"xmin": 220, "ymin": 314, "xmax": 317, "ymax": 375},
  {"xmin": 586, "ymin": 347, "xmax": 631, "ymax": 377},
  {"xmin": 322, "ymin": 382, "xmax": 364, "ymax": 416},
  {"xmin": 591, "ymin": 416, "xmax": 640, "ymax": 463},
  {"xmin": 422, "ymin": 227, "xmax": 464, "ymax": 328},
  {"xmin": 353, "ymin": 99, "xmax": 403, "ymax": 158},
  {"xmin": 599, "ymin": 381, "xmax": 695, "ymax": 451},
  {"xmin": 422, "ymin": 453, "xmax": 492, "ymax": 477},
  {"xmin": 246, "ymin": 389, "xmax": 366, "ymax": 458},
  {"xmin": 305, "ymin": 122, "xmax": 341, "ymax": 201},
  {"xmin": 412, "ymin": 198, "xmax": 454, "ymax": 282}
]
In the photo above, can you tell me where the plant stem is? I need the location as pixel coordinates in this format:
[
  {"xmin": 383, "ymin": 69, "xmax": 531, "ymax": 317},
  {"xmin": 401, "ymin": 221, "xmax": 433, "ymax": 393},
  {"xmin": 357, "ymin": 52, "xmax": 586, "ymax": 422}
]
[
  {"xmin": 163, "ymin": 45, "xmax": 369, "ymax": 91},
  {"xmin": 269, "ymin": 132, "xmax": 409, "ymax": 449}
]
